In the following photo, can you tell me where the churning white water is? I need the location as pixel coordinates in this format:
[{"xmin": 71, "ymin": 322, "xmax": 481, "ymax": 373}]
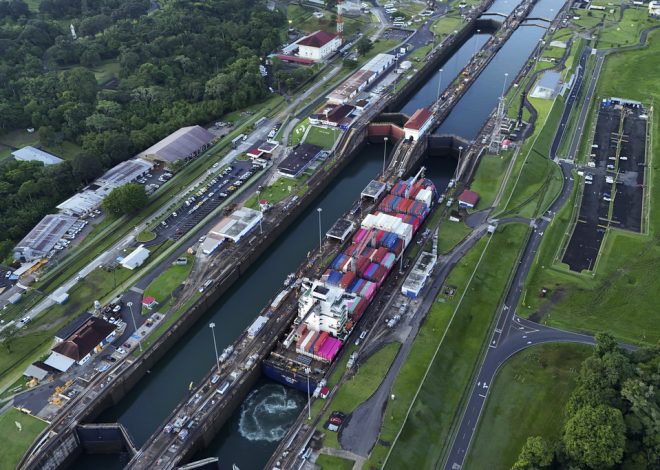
[{"xmin": 238, "ymin": 384, "xmax": 306, "ymax": 442}]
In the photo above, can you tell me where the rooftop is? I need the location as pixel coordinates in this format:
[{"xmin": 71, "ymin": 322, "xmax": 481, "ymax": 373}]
[
  {"xmin": 458, "ymin": 189, "xmax": 480, "ymax": 206},
  {"xmin": 137, "ymin": 125, "xmax": 215, "ymax": 163},
  {"xmin": 97, "ymin": 159, "xmax": 153, "ymax": 190},
  {"xmin": 52, "ymin": 317, "xmax": 116, "ymax": 361},
  {"xmin": 297, "ymin": 30, "xmax": 338, "ymax": 48},
  {"xmin": 278, "ymin": 143, "xmax": 324, "ymax": 178},
  {"xmin": 12, "ymin": 146, "xmax": 63, "ymax": 165},
  {"xmin": 14, "ymin": 214, "xmax": 78, "ymax": 256},
  {"xmin": 55, "ymin": 312, "xmax": 93, "ymax": 341},
  {"xmin": 404, "ymin": 108, "xmax": 434, "ymax": 130},
  {"xmin": 361, "ymin": 180, "xmax": 387, "ymax": 199}
]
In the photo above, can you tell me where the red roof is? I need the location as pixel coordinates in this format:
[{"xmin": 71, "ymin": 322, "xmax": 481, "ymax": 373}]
[
  {"xmin": 247, "ymin": 147, "xmax": 263, "ymax": 157},
  {"xmin": 458, "ymin": 189, "xmax": 480, "ymax": 206},
  {"xmin": 404, "ymin": 108, "xmax": 433, "ymax": 130},
  {"xmin": 276, "ymin": 54, "xmax": 315, "ymax": 65},
  {"xmin": 297, "ymin": 30, "xmax": 338, "ymax": 48},
  {"xmin": 142, "ymin": 296, "xmax": 156, "ymax": 306}
]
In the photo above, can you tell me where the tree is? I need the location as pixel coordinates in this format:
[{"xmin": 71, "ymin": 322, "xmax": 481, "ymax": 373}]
[
  {"xmin": 72, "ymin": 152, "xmax": 103, "ymax": 183},
  {"xmin": 563, "ymin": 404, "xmax": 625, "ymax": 468},
  {"xmin": 356, "ymin": 37, "xmax": 373, "ymax": 56},
  {"xmin": 39, "ymin": 125, "xmax": 57, "ymax": 147},
  {"xmin": 102, "ymin": 183, "xmax": 148, "ymax": 216},
  {"xmin": 512, "ymin": 436, "xmax": 554, "ymax": 470}
]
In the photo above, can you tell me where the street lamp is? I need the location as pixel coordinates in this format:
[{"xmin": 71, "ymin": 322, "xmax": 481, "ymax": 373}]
[
  {"xmin": 317, "ymin": 207, "xmax": 323, "ymax": 254},
  {"xmin": 501, "ymin": 73, "xmax": 509, "ymax": 100},
  {"xmin": 435, "ymin": 68, "xmax": 444, "ymax": 102},
  {"xmin": 473, "ymin": 30, "xmax": 480, "ymax": 57},
  {"xmin": 305, "ymin": 367, "xmax": 312, "ymax": 420},
  {"xmin": 458, "ymin": 146, "xmax": 464, "ymax": 161},
  {"xmin": 209, "ymin": 322, "xmax": 220, "ymax": 373},
  {"xmin": 126, "ymin": 302, "xmax": 142, "ymax": 352},
  {"xmin": 383, "ymin": 137, "xmax": 389, "ymax": 176}
]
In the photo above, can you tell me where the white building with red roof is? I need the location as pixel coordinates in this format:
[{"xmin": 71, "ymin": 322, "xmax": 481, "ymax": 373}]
[
  {"xmin": 404, "ymin": 108, "xmax": 435, "ymax": 141},
  {"xmin": 297, "ymin": 30, "xmax": 342, "ymax": 61}
]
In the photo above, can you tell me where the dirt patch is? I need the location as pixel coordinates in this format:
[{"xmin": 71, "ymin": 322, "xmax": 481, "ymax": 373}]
[{"xmin": 528, "ymin": 286, "xmax": 566, "ymax": 322}]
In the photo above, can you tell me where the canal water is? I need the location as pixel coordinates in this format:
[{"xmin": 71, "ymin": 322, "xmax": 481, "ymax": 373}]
[
  {"xmin": 77, "ymin": 0, "xmax": 566, "ymax": 466},
  {"xmin": 436, "ymin": 0, "xmax": 566, "ymax": 139}
]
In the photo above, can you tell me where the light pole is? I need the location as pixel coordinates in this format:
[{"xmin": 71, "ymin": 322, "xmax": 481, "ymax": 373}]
[
  {"xmin": 305, "ymin": 367, "xmax": 312, "ymax": 420},
  {"xmin": 126, "ymin": 302, "xmax": 142, "ymax": 352},
  {"xmin": 458, "ymin": 146, "xmax": 464, "ymax": 161},
  {"xmin": 473, "ymin": 30, "xmax": 480, "ymax": 57},
  {"xmin": 209, "ymin": 322, "xmax": 220, "ymax": 373},
  {"xmin": 383, "ymin": 137, "xmax": 388, "ymax": 176},
  {"xmin": 435, "ymin": 68, "xmax": 444, "ymax": 102},
  {"xmin": 317, "ymin": 207, "xmax": 323, "ymax": 254},
  {"xmin": 501, "ymin": 72, "xmax": 509, "ymax": 100}
]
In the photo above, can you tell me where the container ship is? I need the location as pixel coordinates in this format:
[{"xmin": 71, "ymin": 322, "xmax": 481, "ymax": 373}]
[{"xmin": 262, "ymin": 173, "xmax": 437, "ymax": 393}]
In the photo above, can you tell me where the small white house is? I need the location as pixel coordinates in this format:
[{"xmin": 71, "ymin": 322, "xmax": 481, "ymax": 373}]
[{"xmin": 297, "ymin": 31, "xmax": 342, "ymax": 61}]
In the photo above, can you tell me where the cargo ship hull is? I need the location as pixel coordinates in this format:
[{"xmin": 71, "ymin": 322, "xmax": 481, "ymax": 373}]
[{"xmin": 262, "ymin": 361, "xmax": 319, "ymax": 394}]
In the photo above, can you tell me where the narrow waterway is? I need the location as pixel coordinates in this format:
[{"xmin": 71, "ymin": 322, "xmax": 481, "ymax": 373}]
[
  {"xmin": 399, "ymin": 33, "xmax": 492, "ymax": 115},
  {"xmin": 436, "ymin": 0, "xmax": 566, "ymax": 139}
]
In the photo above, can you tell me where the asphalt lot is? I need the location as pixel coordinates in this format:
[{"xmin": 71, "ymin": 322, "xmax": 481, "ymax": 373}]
[
  {"xmin": 610, "ymin": 107, "xmax": 647, "ymax": 232},
  {"xmin": 154, "ymin": 160, "xmax": 258, "ymax": 241},
  {"xmin": 563, "ymin": 102, "xmax": 648, "ymax": 271}
]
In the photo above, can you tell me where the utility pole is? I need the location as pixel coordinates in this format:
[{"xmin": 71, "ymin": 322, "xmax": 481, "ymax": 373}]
[
  {"xmin": 209, "ymin": 322, "xmax": 220, "ymax": 373},
  {"xmin": 126, "ymin": 302, "xmax": 142, "ymax": 352},
  {"xmin": 435, "ymin": 68, "xmax": 444, "ymax": 102},
  {"xmin": 317, "ymin": 207, "xmax": 323, "ymax": 254},
  {"xmin": 383, "ymin": 137, "xmax": 388, "ymax": 176}
]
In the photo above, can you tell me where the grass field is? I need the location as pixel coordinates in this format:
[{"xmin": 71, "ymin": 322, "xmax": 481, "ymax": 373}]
[
  {"xmin": 305, "ymin": 125, "xmax": 340, "ymax": 150},
  {"xmin": 93, "ymin": 60, "xmax": 121, "ymax": 84},
  {"xmin": 437, "ymin": 220, "xmax": 472, "ymax": 254},
  {"xmin": 142, "ymin": 255, "xmax": 194, "ymax": 313},
  {"xmin": 597, "ymin": 7, "xmax": 657, "ymax": 49},
  {"xmin": 244, "ymin": 173, "xmax": 309, "ymax": 209},
  {"xmin": 465, "ymin": 343, "xmax": 592, "ymax": 469},
  {"xmin": 431, "ymin": 16, "xmax": 465, "ymax": 39},
  {"xmin": 288, "ymin": 4, "xmax": 367, "ymax": 37},
  {"xmin": 316, "ymin": 342, "xmax": 401, "ymax": 449},
  {"xmin": 518, "ymin": 30, "xmax": 660, "ymax": 346},
  {"xmin": 315, "ymin": 454, "xmax": 354, "ymax": 470},
  {"xmin": 0, "ymin": 408, "xmax": 48, "ymax": 469},
  {"xmin": 136, "ymin": 230, "xmax": 156, "ymax": 243},
  {"xmin": 469, "ymin": 151, "xmax": 513, "ymax": 209}
]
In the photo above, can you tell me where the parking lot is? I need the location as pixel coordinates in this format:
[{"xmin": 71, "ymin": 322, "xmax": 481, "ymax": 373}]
[
  {"xmin": 155, "ymin": 160, "xmax": 261, "ymax": 241},
  {"xmin": 563, "ymin": 100, "xmax": 648, "ymax": 272}
]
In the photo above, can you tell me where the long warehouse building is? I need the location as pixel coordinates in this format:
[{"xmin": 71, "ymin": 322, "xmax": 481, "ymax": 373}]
[{"xmin": 13, "ymin": 214, "xmax": 78, "ymax": 262}]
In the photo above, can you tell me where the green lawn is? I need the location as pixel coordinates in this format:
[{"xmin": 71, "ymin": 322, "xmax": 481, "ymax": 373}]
[
  {"xmin": 597, "ymin": 7, "xmax": 657, "ymax": 49},
  {"xmin": 142, "ymin": 255, "xmax": 194, "ymax": 312},
  {"xmin": 317, "ymin": 342, "xmax": 401, "ymax": 449},
  {"xmin": 305, "ymin": 125, "xmax": 340, "ymax": 150},
  {"xmin": 518, "ymin": 30, "xmax": 660, "ymax": 346},
  {"xmin": 315, "ymin": 454, "xmax": 355, "ymax": 470},
  {"xmin": 288, "ymin": 4, "xmax": 367, "ymax": 36},
  {"xmin": 465, "ymin": 343, "xmax": 592, "ymax": 469},
  {"xmin": 136, "ymin": 230, "xmax": 156, "ymax": 243},
  {"xmin": 431, "ymin": 16, "xmax": 465, "ymax": 39},
  {"xmin": 0, "ymin": 408, "xmax": 48, "ymax": 469},
  {"xmin": 290, "ymin": 117, "xmax": 310, "ymax": 146},
  {"xmin": 437, "ymin": 220, "xmax": 472, "ymax": 254},
  {"xmin": 93, "ymin": 60, "xmax": 121, "ymax": 84},
  {"xmin": 470, "ymin": 151, "xmax": 513, "ymax": 210},
  {"xmin": 244, "ymin": 173, "xmax": 309, "ymax": 209}
]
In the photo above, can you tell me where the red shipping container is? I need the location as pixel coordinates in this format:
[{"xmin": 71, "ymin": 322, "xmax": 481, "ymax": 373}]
[
  {"xmin": 340, "ymin": 271, "xmax": 356, "ymax": 289},
  {"xmin": 315, "ymin": 331, "xmax": 329, "ymax": 353}
]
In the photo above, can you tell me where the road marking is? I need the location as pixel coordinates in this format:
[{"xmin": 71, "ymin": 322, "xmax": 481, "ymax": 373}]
[{"xmin": 478, "ymin": 394, "xmax": 487, "ymax": 398}]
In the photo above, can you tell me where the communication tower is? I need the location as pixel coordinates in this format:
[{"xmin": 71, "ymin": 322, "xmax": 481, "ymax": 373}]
[{"xmin": 337, "ymin": 0, "xmax": 344, "ymax": 40}]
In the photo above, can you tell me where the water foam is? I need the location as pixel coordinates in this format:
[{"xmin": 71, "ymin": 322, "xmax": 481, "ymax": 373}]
[{"xmin": 238, "ymin": 384, "xmax": 305, "ymax": 442}]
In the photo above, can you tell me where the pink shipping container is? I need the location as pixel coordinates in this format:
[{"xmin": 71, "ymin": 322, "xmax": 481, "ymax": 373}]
[
  {"xmin": 319, "ymin": 337, "xmax": 343, "ymax": 362},
  {"xmin": 372, "ymin": 247, "xmax": 389, "ymax": 263},
  {"xmin": 353, "ymin": 228, "xmax": 368, "ymax": 244}
]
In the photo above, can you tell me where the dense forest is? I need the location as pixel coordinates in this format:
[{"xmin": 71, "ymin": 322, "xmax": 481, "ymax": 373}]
[
  {"xmin": 0, "ymin": 0, "xmax": 286, "ymax": 262},
  {"xmin": 513, "ymin": 334, "xmax": 660, "ymax": 470}
]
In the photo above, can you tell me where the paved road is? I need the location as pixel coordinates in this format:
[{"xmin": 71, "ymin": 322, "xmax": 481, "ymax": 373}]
[
  {"xmin": 552, "ymin": 45, "xmax": 588, "ymax": 159},
  {"xmin": 565, "ymin": 50, "xmax": 603, "ymax": 160}
]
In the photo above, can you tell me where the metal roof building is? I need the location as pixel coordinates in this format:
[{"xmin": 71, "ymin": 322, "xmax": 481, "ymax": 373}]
[
  {"xmin": 120, "ymin": 245, "xmax": 150, "ymax": 270},
  {"xmin": 137, "ymin": 125, "xmax": 216, "ymax": 163},
  {"xmin": 13, "ymin": 214, "xmax": 78, "ymax": 262},
  {"xmin": 214, "ymin": 207, "xmax": 263, "ymax": 243},
  {"xmin": 96, "ymin": 159, "xmax": 153, "ymax": 193},
  {"xmin": 12, "ymin": 146, "xmax": 63, "ymax": 165},
  {"xmin": 56, "ymin": 190, "xmax": 105, "ymax": 216}
]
